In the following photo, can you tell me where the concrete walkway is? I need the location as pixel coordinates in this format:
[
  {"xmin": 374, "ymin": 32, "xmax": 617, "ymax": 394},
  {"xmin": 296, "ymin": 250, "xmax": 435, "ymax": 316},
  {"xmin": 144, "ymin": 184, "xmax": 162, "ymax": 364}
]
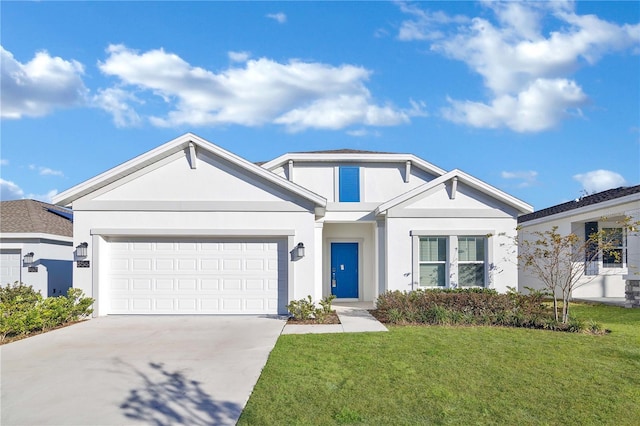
[{"xmin": 282, "ymin": 301, "xmax": 387, "ymax": 334}]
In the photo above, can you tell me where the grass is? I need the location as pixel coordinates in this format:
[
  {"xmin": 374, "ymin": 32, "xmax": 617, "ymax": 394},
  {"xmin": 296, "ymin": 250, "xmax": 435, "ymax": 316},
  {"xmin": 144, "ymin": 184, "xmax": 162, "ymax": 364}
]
[{"xmin": 239, "ymin": 303, "xmax": 640, "ymax": 425}]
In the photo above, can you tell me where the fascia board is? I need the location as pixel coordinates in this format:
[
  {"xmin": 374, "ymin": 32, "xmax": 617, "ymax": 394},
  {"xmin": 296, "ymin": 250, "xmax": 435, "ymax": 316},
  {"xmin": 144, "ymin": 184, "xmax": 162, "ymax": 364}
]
[
  {"xmin": 519, "ymin": 194, "xmax": 640, "ymax": 228},
  {"xmin": 375, "ymin": 169, "xmax": 533, "ymax": 215},
  {"xmin": 53, "ymin": 132, "xmax": 326, "ymax": 208},
  {"xmin": 0, "ymin": 233, "xmax": 74, "ymax": 243},
  {"xmin": 261, "ymin": 153, "xmax": 447, "ymax": 177}
]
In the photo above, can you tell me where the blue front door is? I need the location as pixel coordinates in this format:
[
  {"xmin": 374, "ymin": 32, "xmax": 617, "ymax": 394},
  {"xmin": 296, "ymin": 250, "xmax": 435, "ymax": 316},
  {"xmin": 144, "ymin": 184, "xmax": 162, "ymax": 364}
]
[{"xmin": 331, "ymin": 242, "xmax": 358, "ymax": 298}]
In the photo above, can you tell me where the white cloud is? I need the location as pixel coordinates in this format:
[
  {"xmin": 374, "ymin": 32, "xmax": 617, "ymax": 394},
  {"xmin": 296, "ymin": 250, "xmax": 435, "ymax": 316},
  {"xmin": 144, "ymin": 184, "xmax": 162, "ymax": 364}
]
[
  {"xmin": 0, "ymin": 178, "xmax": 58, "ymax": 202},
  {"xmin": 346, "ymin": 128, "xmax": 381, "ymax": 137},
  {"xmin": 27, "ymin": 189, "xmax": 58, "ymax": 203},
  {"xmin": 93, "ymin": 87, "xmax": 142, "ymax": 127},
  {"xmin": 267, "ymin": 12, "xmax": 287, "ymax": 24},
  {"xmin": 0, "ymin": 45, "xmax": 87, "ymax": 119},
  {"xmin": 501, "ymin": 170, "xmax": 538, "ymax": 188},
  {"xmin": 0, "ymin": 159, "xmax": 8, "ymax": 166},
  {"xmin": 397, "ymin": 2, "xmax": 469, "ymax": 41},
  {"xmin": 97, "ymin": 44, "xmax": 418, "ymax": 131},
  {"xmin": 398, "ymin": 2, "xmax": 640, "ymax": 132},
  {"xmin": 39, "ymin": 167, "xmax": 64, "ymax": 177},
  {"xmin": 573, "ymin": 170, "xmax": 627, "ymax": 194},
  {"xmin": 0, "ymin": 178, "xmax": 24, "ymax": 200},
  {"xmin": 228, "ymin": 51, "xmax": 250, "ymax": 63},
  {"xmin": 443, "ymin": 78, "xmax": 587, "ymax": 132}
]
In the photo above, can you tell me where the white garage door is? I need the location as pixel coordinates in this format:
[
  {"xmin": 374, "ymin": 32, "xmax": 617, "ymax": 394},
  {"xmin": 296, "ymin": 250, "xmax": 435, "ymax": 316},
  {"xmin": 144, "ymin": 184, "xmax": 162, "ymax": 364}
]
[
  {"xmin": 1, "ymin": 249, "xmax": 22, "ymax": 286},
  {"xmin": 107, "ymin": 238, "xmax": 287, "ymax": 315}
]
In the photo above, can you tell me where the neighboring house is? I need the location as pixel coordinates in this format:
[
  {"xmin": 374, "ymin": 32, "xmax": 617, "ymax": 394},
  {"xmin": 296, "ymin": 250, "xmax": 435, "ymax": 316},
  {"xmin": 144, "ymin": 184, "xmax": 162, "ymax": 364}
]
[
  {"xmin": 0, "ymin": 199, "xmax": 74, "ymax": 297},
  {"xmin": 52, "ymin": 133, "xmax": 532, "ymax": 316},
  {"xmin": 517, "ymin": 185, "xmax": 640, "ymax": 299}
]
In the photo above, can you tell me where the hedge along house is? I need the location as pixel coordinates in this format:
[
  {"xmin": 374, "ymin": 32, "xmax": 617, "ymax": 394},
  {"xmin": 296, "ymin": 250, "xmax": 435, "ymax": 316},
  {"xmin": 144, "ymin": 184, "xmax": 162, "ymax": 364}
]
[
  {"xmin": 517, "ymin": 185, "xmax": 640, "ymax": 303},
  {"xmin": 0, "ymin": 199, "xmax": 74, "ymax": 297},
  {"xmin": 52, "ymin": 133, "xmax": 533, "ymax": 316}
]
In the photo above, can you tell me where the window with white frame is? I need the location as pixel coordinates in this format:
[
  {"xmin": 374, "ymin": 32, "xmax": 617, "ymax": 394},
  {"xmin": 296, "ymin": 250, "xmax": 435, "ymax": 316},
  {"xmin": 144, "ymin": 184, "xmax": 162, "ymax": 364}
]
[
  {"xmin": 602, "ymin": 227, "xmax": 625, "ymax": 268},
  {"xmin": 417, "ymin": 235, "xmax": 487, "ymax": 288},
  {"xmin": 458, "ymin": 236, "xmax": 486, "ymax": 287},
  {"xmin": 419, "ymin": 237, "xmax": 447, "ymax": 287}
]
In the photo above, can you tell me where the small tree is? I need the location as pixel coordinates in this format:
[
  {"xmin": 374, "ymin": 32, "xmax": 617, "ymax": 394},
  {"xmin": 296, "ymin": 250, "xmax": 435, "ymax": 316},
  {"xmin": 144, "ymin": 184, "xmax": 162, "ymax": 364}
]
[{"xmin": 518, "ymin": 216, "xmax": 638, "ymax": 323}]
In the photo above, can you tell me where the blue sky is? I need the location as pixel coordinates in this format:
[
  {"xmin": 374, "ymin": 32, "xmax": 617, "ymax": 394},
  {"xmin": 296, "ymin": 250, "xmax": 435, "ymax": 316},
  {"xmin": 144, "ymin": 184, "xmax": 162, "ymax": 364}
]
[{"xmin": 1, "ymin": 1, "xmax": 639, "ymax": 210}]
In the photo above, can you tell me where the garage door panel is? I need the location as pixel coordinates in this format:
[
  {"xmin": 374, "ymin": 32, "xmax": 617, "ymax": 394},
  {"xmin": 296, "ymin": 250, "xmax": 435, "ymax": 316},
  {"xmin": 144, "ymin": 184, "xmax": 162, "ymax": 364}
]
[{"xmin": 107, "ymin": 238, "xmax": 285, "ymax": 314}]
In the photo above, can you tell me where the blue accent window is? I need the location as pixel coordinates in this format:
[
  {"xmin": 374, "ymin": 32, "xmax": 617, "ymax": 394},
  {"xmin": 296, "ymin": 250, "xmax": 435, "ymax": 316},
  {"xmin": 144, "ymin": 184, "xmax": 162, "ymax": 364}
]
[{"xmin": 339, "ymin": 166, "xmax": 360, "ymax": 202}]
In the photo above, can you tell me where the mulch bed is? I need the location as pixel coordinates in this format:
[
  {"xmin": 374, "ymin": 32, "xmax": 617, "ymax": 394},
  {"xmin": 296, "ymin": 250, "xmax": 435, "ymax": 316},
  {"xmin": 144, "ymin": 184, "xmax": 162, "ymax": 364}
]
[{"xmin": 287, "ymin": 310, "xmax": 341, "ymax": 325}]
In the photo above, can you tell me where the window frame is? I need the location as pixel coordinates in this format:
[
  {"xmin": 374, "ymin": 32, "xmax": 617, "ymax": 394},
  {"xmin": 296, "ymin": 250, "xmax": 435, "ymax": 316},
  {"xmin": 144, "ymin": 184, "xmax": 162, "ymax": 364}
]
[
  {"xmin": 418, "ymin": 237, "xmax": 448, "ymax": 287},
  {"xmin": 601, "ymin": 226, "xmax": 626, "ymax": 269},
  {"xmin": 411, "ymin": 232, "xmax": 492, "ymax": 290},
  {"xmin": 457, "ymin": 236, "xmax": 487, "ymax": 288}
]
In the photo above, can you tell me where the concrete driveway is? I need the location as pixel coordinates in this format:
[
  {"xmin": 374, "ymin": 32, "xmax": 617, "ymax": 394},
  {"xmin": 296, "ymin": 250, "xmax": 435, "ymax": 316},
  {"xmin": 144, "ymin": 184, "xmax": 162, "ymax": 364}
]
[{"xmin": 1, "ymin": 315, "xmax": 286, "ymax": 425}]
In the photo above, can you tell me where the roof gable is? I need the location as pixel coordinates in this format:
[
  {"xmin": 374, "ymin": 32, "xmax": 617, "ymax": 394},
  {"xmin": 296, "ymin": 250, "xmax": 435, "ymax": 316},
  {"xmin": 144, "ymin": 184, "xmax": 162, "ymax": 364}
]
[
  {"xmin": 53, "ymin": 133, "xmax": 326, "ymax": 208},
  {"xmin": 0, "ymin": 199, "xmax": 73, "ymax": 237},
  {"xmin": 375, "ymin": 170, "xmax": 533, "ymax": 216}
]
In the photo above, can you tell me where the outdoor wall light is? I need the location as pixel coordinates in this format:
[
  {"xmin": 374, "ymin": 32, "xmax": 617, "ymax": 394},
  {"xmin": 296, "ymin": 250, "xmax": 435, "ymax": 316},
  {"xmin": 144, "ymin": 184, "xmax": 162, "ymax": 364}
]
[
  {"xmin": 23, "ymin": 252, "xmax": 34, "ymax": 266},
  {"xmin": 76, "ymin": 242, "xmax": 88, "ymax": 258},
  {"xmin": 295, "ymin": 242, "xmax": 305, "ymax": 258}
]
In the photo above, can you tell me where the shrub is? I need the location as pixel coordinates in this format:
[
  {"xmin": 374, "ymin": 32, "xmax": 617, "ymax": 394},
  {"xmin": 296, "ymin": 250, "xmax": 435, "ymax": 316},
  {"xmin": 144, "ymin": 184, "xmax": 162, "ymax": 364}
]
[
  {"xmin": 374, "ymin": 288, "xmax": 602, "ymax": 333},
  {"xmin": 287, "ymin": 296, "xmax": 316, "ymax": 320},
  {"xmin": 0, "ymin": 283, "xmax": 94, "ymax": 343},
  {"xmin": 288, "ymin": 295, "xmax": 338, "ymax": 323}
]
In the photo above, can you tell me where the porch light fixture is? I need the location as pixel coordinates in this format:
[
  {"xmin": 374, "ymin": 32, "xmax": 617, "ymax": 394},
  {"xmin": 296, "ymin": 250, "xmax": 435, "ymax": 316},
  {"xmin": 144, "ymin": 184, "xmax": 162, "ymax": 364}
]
[
  {"xmin": 76, "ymin": 242, "xmax": 88, "ymax": 258},
  {"xmin": 23, "ymin": 252, "xmax": 34, "ymax": 266},
  {"xmin": 295, "ymin": 242, "xmax": 305, "ymax": 258}
]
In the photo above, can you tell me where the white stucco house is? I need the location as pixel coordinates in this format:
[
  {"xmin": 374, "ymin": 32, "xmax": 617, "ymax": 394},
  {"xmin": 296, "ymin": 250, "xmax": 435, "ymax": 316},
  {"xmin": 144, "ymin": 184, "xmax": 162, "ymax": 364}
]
[
  {"xmin": 0, "ymin": 199, "xmax": 74, "ymax": 297},
  {"xmin": 52, "ymin": 133, "xmax": 533, "ymax": 316},
  {"xmin": 518, "ymin": 185, "xmax": 640, "ymax": 300}
]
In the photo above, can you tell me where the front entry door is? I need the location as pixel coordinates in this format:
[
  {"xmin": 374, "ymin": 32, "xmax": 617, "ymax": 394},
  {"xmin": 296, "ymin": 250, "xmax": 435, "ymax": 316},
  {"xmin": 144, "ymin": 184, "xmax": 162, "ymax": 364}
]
[{"xmin": 331, "ymin": 242, "xmax": 358, "ymax": 298}]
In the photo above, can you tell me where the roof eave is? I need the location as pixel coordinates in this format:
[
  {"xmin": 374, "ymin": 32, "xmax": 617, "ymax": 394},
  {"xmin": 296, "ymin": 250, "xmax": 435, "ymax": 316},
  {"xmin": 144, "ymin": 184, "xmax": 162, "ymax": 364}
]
[{"xmin": 261, "ymin": 152, "xmax": 447, "ymax": 178}]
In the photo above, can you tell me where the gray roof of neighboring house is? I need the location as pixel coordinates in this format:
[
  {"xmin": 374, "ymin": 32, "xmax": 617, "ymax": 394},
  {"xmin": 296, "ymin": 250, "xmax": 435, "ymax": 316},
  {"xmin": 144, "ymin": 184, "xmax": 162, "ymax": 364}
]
[
  {"xmin": 518, "ymin": 185, "xmax": 640, "ymax": 224},
  {"xmin": 0, "ymin": 199, "xmax": 73, "ymax": 237}
]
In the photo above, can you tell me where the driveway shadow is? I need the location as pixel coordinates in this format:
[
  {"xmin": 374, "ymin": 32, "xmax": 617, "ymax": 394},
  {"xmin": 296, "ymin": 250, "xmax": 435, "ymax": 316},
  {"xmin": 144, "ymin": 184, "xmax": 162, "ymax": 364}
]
[{"xmin": 117, "ymin": 359, "xmax": 242, "ymax": 426}]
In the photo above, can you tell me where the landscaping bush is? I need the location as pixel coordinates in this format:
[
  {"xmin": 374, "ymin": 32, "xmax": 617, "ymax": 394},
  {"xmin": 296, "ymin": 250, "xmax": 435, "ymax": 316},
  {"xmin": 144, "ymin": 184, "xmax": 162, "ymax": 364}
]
[
  {"xmin": 0, "ymin": 282, "xmax": 94, "ymax": 343},
  {"xmin": 373, "ymin": 288, "xmax": 601, "ymax": 333},
  {"xmin": 287, "ymin": 295, "xmax": 337, "ymax": 323}
]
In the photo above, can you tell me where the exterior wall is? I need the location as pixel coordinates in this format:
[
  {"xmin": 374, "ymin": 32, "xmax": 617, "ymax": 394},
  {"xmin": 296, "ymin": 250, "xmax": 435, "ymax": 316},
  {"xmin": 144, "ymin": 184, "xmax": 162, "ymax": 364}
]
[
  {"xmin": 288, "ymin": 162, "xmax": 437, "ymax": 203},
  {"xmin": 322, "ymin": 222, "xmax": 376, "ymax": 301},
  {"xmin": 72, "ymin": 209, "xmax": 316, "ymax": 315},
  {"xmin": 385, "ymin": 216, "xmax": 519, "ymax": 294},
  {"xmin": 0, "ymin": 236, "xmax": 73, "ymax": 297},
  {"xmin": 518, "ymin": 198, "xmax": 640, "ymax": 298}
]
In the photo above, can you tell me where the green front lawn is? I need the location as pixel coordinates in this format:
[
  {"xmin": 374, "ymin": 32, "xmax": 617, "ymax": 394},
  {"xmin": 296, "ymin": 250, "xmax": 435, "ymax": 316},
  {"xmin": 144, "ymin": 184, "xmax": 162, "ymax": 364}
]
[{"xmin": 239, "ymin": 303, "xmax": 640, "ymax": 425}]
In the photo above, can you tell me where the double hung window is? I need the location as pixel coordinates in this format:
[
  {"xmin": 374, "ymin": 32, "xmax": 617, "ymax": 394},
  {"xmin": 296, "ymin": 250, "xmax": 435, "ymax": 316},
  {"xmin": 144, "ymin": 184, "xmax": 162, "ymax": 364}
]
[
  {"xmin": 417, "ymin": 235, "xmax": 487, "ymax": 288},
  {"xmin": 602, "ymin": 227, "xmax": 625, "ymax": 268},
  {"xmin": 419, "ymin": 237, "xmax": 447, "ymax": 287},
  {"xmin": 458, "ymin": 237, "xmax": 485, "ymax": 287}
]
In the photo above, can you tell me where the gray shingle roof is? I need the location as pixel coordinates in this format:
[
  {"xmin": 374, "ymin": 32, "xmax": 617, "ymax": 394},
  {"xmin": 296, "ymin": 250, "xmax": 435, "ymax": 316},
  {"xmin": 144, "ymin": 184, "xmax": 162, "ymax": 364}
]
[
  {"xmin": 0, "ymin": 199, "xmax": 73, "ymax": 237},
  {"xmin": 518, "ymin": 185, "xmax": 640, "ymax": 223}
]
